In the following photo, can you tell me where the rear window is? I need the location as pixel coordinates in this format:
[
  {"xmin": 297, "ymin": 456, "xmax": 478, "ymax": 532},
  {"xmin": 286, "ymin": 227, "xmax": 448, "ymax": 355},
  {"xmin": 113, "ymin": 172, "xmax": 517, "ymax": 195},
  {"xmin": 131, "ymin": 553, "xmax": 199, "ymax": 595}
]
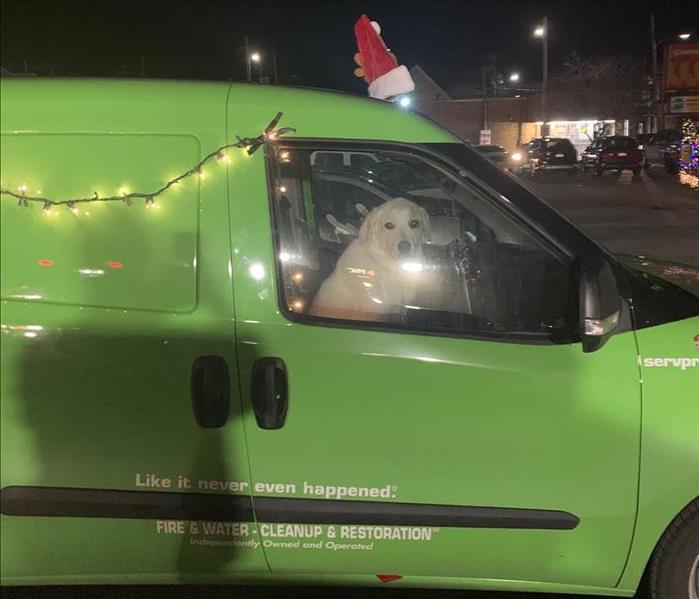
[
  {"xmin": 604, "ymin": 138, "xmax": 636, "ymax": 149},
  {"xmin": 544, "ymin": 139, "xmax": 573, "ymax": 149},
  {"xmin": 312, "ymin": 152, "xmax": 344, "ymax": 167},
  {"xmin": 0, "ymin": 133, "xmax": 199, "ymax": 312}
]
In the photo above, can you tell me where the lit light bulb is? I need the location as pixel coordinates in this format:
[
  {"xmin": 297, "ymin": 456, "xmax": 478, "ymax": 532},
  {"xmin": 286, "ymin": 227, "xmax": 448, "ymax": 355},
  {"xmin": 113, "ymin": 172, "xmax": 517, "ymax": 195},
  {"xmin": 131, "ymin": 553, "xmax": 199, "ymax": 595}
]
[
  {"xmin": 217, "ymin": 151, "xmax": 230, "ymax": 162},
  {"xmin": 18, "ymin": 183, "xmax": 28, "ymax": 194},
  {"xmin": 279, "ymin": 186, "xmax": 287, "ymax": 193},
  {"xmin": 118, "ymin": 187, "xmax": 129, "ymax": 196},
  {"xmin": 279, "ymin": 151, "xmax": 290, "ymax": 162},
  {"xmin": 292, "ymin": 272, "xmax": 303, "ymax": 282},
  {"xmin": 248, "ymin": 262, "xmax": 265, "ymax": 280},
  {"xmin": 292, "ymin": 300, "xmax": 305, "ymax": 311},
  {"xmin": 69, "ymin": 203, "xmax": 79, "ymax": 215}
]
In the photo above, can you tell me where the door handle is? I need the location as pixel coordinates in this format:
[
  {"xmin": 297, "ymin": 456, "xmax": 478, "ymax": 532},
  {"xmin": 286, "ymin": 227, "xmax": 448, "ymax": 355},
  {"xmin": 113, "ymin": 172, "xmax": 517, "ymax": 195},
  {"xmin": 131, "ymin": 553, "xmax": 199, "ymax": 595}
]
[
  {"xmin": 251, "ymin": 358, "xmax": 288, "ymax": 430},
  {"xmin": 191, "ymin": 356, "xmax": 230, "ymax": 428}
]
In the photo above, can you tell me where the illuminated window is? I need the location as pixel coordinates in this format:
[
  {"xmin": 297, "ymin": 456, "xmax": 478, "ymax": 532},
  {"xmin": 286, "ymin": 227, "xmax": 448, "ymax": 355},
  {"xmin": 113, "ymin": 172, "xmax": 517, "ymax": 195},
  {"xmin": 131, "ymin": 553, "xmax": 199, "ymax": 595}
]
[{"xmin": 268, "ymin": 144, "xmax": 573, "ymax": 341}]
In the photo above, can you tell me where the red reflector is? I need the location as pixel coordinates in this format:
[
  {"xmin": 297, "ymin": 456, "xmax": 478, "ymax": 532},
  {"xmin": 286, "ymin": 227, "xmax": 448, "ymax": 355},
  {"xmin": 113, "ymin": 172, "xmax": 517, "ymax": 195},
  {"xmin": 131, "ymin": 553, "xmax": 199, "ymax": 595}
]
[
  {"xmin": 377, "ymin": 574, "xmax": 403, "ymax": 583},
  {"xmin": 107, "ymin": 261, "xmax": 124, "ymax": 269},
  {"xmin": 38, "ymin": 259, "xmax": 54, "ymax": 267}
]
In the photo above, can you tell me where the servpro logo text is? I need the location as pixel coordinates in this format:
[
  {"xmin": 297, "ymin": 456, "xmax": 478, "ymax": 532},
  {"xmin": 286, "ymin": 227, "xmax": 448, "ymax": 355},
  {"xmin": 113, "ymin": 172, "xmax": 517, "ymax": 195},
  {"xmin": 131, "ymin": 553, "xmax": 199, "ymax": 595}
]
[{"xmin": 641, "ymin": 357, "xmax": 699, "ymax": 370}]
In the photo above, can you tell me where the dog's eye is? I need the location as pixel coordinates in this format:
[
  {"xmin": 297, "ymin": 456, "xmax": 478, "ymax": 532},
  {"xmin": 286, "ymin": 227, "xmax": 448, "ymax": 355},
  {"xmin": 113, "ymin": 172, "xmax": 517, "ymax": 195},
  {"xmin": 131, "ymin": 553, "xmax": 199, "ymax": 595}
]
[
  {"xmin": 409, "ymin": 220, "xmax": 420, "ymax": 228},
  {"xmin": 384, "ymin": 222, "xmax": 395, "ymax": 230}
]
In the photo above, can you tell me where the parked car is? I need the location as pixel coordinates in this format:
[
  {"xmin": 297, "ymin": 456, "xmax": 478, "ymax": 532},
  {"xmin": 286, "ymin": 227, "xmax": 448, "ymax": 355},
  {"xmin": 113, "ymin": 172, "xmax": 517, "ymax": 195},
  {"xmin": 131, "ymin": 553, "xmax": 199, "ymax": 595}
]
[
  {"xmin": 642, "ymin": 130, "xmax": 682, "ymax": 172},
  {"xmin": 519, "ymin": 137, "xmax": 578, "ymax": 177},
  {"xmin": 1, "ymin": 79, "xmax": 698, "ymax": 599},
  {"xmin": 473, "ymin": 144, "xmax": 509, "ymax": 165},
  {"xmin": 581, "ymin": 136, "xmax": 644, "ymax": 176}
]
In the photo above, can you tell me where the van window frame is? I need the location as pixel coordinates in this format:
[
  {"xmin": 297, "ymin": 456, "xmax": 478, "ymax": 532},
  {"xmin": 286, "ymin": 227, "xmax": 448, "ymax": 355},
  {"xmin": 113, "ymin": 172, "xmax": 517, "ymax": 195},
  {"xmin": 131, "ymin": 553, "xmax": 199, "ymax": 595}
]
[{"xmin": 263, "ymin": 139, "xmax": 596, "ymax": 345}]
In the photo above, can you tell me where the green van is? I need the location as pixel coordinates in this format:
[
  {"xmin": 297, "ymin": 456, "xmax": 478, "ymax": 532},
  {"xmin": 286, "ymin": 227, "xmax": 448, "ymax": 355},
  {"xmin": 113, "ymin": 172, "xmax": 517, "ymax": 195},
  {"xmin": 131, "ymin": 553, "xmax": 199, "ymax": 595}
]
[{"xmin": 1, "ymin": 79, "xmax": 698, "ymax": 598}]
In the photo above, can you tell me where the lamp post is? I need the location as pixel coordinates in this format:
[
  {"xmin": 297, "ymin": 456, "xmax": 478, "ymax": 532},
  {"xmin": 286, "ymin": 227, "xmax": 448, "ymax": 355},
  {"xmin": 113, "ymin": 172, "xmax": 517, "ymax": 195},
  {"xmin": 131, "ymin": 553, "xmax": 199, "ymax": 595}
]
[
  {"xmin": 534, "ymin": 18, "xmax": 548, "ymax": 134},
  {"xmin": 247, "ymin": 51, "xmax": 261, "ymax": 83}
]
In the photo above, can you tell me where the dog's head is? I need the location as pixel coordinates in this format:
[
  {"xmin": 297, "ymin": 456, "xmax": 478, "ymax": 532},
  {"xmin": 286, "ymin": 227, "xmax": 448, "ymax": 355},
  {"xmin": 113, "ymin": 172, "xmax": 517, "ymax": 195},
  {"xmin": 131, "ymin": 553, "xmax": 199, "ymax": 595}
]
[{"xmin": 358, "ymin": 198, "xmax": 430, "ymax": 272}]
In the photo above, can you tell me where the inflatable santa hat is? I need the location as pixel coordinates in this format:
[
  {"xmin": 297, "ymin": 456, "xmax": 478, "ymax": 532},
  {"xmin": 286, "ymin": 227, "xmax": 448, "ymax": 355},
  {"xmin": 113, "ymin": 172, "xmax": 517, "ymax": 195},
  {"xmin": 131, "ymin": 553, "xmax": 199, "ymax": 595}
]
[{"xmin": 353, "ymin": 15, "xmax": 415, "ymax": 100}]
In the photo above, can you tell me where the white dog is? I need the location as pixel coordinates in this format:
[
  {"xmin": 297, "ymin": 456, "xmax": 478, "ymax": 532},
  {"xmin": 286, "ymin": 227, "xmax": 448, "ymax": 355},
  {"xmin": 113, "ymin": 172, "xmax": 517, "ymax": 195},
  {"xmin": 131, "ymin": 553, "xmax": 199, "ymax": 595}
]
[{"xmin": 310, "ymin": 198, "xmax": 431, "ymax": 321}]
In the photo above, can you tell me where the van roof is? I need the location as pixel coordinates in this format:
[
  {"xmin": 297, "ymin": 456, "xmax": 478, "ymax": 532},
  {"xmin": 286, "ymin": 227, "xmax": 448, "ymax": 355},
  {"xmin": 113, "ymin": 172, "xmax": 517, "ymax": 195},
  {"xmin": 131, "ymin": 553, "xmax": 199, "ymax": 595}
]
[{"xmin": 0, "ymin": 78, "xmax": 455, "ymax": 145}]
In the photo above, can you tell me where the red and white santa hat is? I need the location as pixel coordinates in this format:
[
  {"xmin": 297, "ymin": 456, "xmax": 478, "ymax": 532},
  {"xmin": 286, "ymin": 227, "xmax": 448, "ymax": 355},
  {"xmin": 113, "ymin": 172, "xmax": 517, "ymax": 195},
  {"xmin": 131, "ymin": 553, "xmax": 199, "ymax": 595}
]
[{"xmin": 354, "ymin": 15, "xmax": 415, "ymax": 100}]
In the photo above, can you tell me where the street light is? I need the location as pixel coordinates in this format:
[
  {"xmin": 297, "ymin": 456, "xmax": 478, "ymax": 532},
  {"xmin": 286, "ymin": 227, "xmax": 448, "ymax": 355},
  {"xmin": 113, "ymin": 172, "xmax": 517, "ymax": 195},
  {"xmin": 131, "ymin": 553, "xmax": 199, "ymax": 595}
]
[
  {"xmin": 533, "ymin": 18, "xmax": 549, "ymax": 132},
  {"xmin": 509, "ymin": 72, "xmax": 520, "ymax": 83},
  {"xmin": 246, "ymin": 50, "xmax": 262, "ymax": 83},
  {"xmin": 678, "ymin": 33, "xmax": 691, "ymax": 41}
]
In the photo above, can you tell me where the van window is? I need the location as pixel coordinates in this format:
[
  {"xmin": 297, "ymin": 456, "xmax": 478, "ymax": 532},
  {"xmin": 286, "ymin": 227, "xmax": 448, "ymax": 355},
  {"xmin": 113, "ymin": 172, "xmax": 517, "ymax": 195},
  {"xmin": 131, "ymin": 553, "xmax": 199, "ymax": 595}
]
[
  {"xmin": 268, "ymin": 144, "xmax": 573, "ymax": 340},
  {"xmin": 0, "ymin": 133, "xmax": 198, "ymax": 312}
]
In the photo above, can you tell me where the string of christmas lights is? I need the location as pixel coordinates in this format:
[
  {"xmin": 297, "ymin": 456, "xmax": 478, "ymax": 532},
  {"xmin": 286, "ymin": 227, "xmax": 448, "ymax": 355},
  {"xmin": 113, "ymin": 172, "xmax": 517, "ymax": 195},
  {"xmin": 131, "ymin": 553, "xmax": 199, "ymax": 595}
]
[{"xmin": 0, "ymin": 112, "xmax": 295, "ymax": 212}]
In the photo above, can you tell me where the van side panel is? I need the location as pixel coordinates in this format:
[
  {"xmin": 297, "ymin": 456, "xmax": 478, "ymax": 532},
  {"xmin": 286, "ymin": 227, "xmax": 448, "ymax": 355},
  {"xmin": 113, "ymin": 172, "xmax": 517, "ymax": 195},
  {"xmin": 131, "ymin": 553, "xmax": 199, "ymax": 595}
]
[
  {"xmin": 1, "ymin": 133, "xmax": 198, "ymax": 311},
  {"xmin": 0, "ymin": 80, "xmax": 267, "ymax": 582},
  {"xmin": 617, "ymin": 316, "xmax": 699, "ymax": 591}
]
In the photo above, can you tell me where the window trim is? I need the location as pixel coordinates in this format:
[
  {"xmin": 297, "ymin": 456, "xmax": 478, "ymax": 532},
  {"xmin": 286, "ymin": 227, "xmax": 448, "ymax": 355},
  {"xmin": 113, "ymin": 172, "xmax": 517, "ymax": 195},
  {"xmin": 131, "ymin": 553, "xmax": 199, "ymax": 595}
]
[{"xmin": 264, "ymin": 139, "xmax": 585, "ymax": 345}]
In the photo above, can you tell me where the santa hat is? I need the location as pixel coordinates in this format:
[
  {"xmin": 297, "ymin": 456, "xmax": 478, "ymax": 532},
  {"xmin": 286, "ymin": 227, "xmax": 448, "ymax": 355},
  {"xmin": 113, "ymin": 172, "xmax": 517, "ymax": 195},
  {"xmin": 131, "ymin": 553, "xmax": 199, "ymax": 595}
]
[{"xmin": 353, "ymin": 15, "xmax": 415, "ymax": 100}]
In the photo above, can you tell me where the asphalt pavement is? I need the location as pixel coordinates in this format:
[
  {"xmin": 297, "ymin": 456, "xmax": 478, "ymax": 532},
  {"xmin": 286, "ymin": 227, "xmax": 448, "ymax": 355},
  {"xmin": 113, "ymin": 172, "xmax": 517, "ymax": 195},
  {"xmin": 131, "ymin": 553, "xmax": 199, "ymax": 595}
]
[
  {"xmin": 525, "ymin": 166, "xmax": 698, "ymax": 267},
  {"xmin": 9, "ymin": 167, "xmax": 693, "ymax": 599}
]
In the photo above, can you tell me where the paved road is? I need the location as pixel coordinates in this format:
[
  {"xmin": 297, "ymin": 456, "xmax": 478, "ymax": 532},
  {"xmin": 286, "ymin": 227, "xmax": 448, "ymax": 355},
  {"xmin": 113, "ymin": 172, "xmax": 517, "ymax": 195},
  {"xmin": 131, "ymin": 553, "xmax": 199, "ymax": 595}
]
[
  {"xmin": 525, "ymin": 167, "xmax": 699, "ymax": 267},
  {"xmin": 12, "ymin": 168, "xmax": 692, "ymax": 599}
]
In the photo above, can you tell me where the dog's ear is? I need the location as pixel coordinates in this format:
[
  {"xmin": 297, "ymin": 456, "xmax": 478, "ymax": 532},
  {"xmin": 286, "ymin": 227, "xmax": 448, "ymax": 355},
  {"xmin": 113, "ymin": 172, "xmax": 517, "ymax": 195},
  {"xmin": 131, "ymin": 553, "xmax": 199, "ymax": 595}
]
[
  {"xmin": 358, "ymin": 210, "xmax": 373, "ymax": 245},
  {"xmin": 359, "ymin": 205, "xmax": 380, "ymax": 245}
]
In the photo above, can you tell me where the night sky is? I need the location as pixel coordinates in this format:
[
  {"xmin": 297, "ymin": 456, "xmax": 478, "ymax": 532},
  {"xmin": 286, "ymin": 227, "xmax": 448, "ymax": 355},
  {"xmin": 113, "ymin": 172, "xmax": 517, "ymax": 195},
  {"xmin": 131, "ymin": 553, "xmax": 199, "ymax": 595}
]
[{"xmin": 1, "ymin": 1, "xmax": 696, "ymax": 96}]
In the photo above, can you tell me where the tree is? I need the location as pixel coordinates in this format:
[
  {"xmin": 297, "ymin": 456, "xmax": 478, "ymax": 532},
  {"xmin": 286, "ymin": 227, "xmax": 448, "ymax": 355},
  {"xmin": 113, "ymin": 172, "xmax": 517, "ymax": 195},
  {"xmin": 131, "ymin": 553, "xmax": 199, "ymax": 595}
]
[{"xmin": 548, "ymin": 52, "xmax": 647, "ymax": 120}]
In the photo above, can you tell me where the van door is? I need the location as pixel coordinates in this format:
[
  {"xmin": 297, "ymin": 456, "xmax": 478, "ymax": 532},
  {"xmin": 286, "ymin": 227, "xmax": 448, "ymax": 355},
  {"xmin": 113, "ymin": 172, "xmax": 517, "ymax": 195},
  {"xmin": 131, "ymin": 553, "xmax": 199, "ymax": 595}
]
[
  {"xmin": 230, "ymin": 141, "xmax": 640, "ymax": 587},
  {"xmin": 0, "ymin": 130, "xmax": 266, "ymax": 581}
]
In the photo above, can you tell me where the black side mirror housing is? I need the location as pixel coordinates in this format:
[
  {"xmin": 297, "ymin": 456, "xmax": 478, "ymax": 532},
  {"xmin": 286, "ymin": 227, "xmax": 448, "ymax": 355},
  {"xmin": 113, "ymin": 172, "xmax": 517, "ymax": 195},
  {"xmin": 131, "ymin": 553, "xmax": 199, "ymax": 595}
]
[{"xmin": 579, "ymin": 257, "xmax": 621, "ymax": 353}]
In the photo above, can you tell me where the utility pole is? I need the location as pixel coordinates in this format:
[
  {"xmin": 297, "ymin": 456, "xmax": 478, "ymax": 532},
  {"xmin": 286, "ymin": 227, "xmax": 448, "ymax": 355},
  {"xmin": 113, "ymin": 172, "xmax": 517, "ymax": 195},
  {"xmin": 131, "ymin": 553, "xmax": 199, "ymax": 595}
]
[
  {"xmin": 244, "ymin": 35, "xmax": 251, "ymax": 82},
  {"xmin": 272, "ymin": 46, "xmax": 278, "ymax": 84},
  {"xmin": 481, "ymin": 66, "xmax": 489, "ymax": 130},
  {"xmin": 542, "ymin": 16, "xmax": 548, "ymax": 134},
  {"xmin": 650, "ymin": 13, "xmax": 659, "ymax": 132}
]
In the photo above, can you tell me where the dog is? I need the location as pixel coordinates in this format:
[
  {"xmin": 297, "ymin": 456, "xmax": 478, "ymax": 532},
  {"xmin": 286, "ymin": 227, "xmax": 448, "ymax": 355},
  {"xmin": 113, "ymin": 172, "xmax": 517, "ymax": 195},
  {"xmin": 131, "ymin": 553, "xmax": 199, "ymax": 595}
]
[{"xmin": 310, "ymin": 198, "xmax": 431, "ymax": 321}]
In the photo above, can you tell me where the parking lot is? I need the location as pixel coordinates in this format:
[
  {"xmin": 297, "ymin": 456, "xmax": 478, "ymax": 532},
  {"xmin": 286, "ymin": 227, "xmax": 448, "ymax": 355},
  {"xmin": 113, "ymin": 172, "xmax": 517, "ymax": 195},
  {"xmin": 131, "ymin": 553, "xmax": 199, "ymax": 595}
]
[{"xmin": 526, "ymin": 167, "xmax": 699, "ymax": 267}]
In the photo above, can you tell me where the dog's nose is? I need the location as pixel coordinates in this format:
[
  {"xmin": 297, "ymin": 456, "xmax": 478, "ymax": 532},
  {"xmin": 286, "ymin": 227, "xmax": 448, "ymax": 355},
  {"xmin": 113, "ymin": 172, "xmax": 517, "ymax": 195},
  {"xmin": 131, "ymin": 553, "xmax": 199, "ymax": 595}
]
[{"xmin": 397, "ymin": 241, "xmax": 412, "ymax": 255}]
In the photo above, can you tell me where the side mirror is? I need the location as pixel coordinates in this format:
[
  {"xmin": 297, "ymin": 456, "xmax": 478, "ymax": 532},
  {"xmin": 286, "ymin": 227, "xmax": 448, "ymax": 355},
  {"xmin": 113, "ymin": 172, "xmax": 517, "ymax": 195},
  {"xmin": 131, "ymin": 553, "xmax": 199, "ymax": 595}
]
[{"xmin": 579, "ymin": 257, "xmax": 620, "ymax": 353}]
